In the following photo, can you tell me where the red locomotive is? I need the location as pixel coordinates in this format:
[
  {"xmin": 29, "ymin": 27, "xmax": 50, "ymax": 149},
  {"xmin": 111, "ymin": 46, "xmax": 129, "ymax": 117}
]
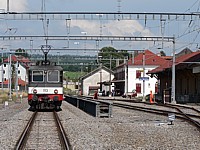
[{"xmin": 28, "ymin": 59, "xmax": 63, "ymax": 111}]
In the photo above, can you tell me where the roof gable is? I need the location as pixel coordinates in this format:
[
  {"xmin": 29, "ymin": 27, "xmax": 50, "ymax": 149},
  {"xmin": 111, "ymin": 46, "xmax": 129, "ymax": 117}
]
[
  {"xmin": 80, "ymin": 65, "xmax": 114, "ymax": 80},
  {"xmin": 128, "ymin": 50, "xmax": 168, "ymax": 66}
]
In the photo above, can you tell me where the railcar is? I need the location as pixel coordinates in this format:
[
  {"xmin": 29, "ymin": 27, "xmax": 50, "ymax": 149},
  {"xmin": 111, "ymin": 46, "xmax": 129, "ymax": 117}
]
[{"xmin": 28, "ymin": 60, "xmax": 63, "ymax": 111}]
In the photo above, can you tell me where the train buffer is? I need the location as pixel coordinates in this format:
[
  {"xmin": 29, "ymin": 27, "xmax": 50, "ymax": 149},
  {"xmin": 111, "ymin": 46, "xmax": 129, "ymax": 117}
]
[{"xmin": 168, "ymin": 113, "xmax": 175, "ymax": 125}]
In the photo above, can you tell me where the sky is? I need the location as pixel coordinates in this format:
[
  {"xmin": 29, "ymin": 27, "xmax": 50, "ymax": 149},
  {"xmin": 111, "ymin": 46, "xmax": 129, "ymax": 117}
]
[{"xmin": 0, "ymin": 0, "xmax": 200, "ymax": 56}]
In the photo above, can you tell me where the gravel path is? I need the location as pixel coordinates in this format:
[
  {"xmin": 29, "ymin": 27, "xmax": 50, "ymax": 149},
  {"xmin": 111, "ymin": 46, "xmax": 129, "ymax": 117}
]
[
  {"xmin": 0, "ymin": 99, "xmax": 33, "ymax": 149},
  {"xmin": 58, "ymin": 101, "xmax": 200, "ymax": 150}
]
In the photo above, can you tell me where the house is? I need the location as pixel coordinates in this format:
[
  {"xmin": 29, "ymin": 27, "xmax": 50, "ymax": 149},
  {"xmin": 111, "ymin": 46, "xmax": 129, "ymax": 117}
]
[
  {"xmin": 80, "ymin": 65, "xmax": 114, "ymax": 96},
  {"xmin": 0, "ymin": 55, "xmax": 30, "ymax": 90},
  {"xmin": 148, "ymin": 50, "xmax": 200, "ymax": 103},
  {"xmin": 113, "ymin": 50, "xmax": 169, "ymax": 97}
]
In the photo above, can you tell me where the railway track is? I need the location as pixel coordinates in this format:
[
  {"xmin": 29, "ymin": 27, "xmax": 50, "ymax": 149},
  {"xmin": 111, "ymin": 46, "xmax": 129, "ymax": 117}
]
[
  {"xmin": 14, "ymin": 111, "xmax": 71, "ymax": 150},
  {"xmin": 113, "ymin": 101, "xmax": 200, "ymax": 132}
]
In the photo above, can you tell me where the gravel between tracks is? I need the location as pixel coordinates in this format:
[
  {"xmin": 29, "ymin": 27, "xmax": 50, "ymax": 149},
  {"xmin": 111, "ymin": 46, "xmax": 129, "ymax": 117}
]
[
  {"xmin": 58, "ymin": 101, "xmax": 200, "ymax": 150},
  {"xmin": 0, "ymin": 99, "xmax": 199, "ymax": 150}
]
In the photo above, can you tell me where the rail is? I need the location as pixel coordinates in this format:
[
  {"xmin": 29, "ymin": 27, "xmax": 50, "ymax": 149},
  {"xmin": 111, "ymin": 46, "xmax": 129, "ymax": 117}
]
[
  {"xmin": 14, "ymin": 111, "xmax": 38, "ymax": 150},
  {"xmin": 113, "ymin": 102, "xmax": 200, "ymax": 132},
  {"xmin": 53, "ymin": 111, "xmax": 71, "ymax": 150},
  {"xmin": 14, "ymin": 111, "xmax": 71, "ymax": 149}
]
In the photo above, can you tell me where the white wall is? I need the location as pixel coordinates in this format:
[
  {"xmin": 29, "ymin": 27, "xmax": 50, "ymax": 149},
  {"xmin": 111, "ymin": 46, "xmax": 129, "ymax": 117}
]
[
  {"xmin": 128, "ymin": 65, "xmax": 158, "ymax": 96},
  {"xmin": 82, "ymin": 69, "xmax": 114, "ymax": 95},
  {"xmin": 0, "ymin": 63, "xmax": 27, "ymax": 82}
]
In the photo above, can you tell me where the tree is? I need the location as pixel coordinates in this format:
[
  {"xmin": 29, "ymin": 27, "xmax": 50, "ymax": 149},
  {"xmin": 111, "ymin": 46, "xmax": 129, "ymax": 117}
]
[
  {"xmin": 160, "ymin": 50, "xmax": 166, "ymax": 56},
  {"xmin": 98, "ymin": 47, "xmax": 129, "ymax": 69},
  {"xmin": 15, "ymin": 48, "xmax": 29, "ymax": 58}
]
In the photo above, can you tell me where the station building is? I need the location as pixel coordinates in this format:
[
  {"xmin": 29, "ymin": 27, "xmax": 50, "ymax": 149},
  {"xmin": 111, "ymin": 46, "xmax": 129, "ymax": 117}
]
[
  {"xmin": 113, "ymin": 50, "xmax": 169, "ymax": 97},
  {"xmin": 80, "ymin": 65, "xmax": 114, "ymax": 96},
  {"xmin": 148, "ymin": 49, "xmax": 200, "ymax": 103}
]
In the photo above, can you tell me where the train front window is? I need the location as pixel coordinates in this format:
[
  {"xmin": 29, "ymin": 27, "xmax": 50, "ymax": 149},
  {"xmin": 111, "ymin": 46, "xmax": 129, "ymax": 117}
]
[
  {"xmin": 32, "ymin": 71, "xmax": 44, "ymax": 82},
  {"xmin": 47, "ymin": 70, "xmax": 59, "ymax": 82}
]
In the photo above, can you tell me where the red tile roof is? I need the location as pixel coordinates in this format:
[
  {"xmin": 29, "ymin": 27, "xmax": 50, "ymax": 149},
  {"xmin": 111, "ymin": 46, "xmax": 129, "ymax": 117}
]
[
  {"xmin": 128, "ymin": 50, "xmax": 168, "ymax": 66},
  {"xmin": 4, "ymin": 55, "xmax": 30, "ymax": 63},
  {"xmin": 1, "ymin": 78, "xmax": 26, "ymax": 86},
  {"xmin": 148, "ymin": 51, "xmax": 200, "ymax": 74}
]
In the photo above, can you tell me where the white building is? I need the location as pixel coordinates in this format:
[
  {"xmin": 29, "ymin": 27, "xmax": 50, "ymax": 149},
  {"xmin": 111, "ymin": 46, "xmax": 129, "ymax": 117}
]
[
  {"xmin": 80, "ymin": 65, "xmax": 114, "ymax": 96},
  {"xmin": 0, "ymin": 55, "xmax": 30, "ymax": 89},
  {"xmin": 114, "ymin": 50, "xmax": 169, "ymax": 97}
]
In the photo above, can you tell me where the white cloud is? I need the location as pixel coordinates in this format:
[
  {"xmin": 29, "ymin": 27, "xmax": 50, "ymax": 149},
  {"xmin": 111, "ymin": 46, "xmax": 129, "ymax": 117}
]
[
  {"xmin": 70, "ymin": 20, "xmax": 153, "ymax": 36},
  {"xmin": 0, "ymin": 0, "xmax": 27, "ymax": 11}
]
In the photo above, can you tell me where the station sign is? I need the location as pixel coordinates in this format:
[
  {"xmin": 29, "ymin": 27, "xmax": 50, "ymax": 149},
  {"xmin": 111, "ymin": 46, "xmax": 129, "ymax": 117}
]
[{"xmin": 139, "ymin": 77, "xmax": 149, "ymax": 81}]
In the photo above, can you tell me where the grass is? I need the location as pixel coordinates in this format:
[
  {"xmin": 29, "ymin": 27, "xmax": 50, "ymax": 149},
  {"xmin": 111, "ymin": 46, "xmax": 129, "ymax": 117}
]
[
  {"xmin": 64, "ymin": 71, "xmax": 87, "ymax": 81},
  {"xmin": 0, "ymin": 90, "xmax": 28, "ymax": 103}
]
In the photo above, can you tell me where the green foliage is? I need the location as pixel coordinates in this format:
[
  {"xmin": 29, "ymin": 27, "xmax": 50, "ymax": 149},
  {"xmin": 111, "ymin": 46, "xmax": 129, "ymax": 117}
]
[
  {"xmin": 160, "ymin": 50, "xmax": 166, "ymax": 56},
  {"xmin": 15, "ymin": 48, "xmax": 29, "ymax": 58},
  {"xmin": 98, "ymin": 46, "xmax": 129, "ymax": 69},
  {"xmin": 64, "ymin": 71, "xmax": 86, "ymax": 82}
]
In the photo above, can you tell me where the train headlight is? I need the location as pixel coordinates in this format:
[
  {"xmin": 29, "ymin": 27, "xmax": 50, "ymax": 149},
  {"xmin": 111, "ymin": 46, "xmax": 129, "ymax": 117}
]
[
  {"xmin": 54, "ymin": 89, "xmax": 58, "ymax": 94},
  {"xmin": 33, "ymin": 89, "xmax": 37, "ymax": 94}
]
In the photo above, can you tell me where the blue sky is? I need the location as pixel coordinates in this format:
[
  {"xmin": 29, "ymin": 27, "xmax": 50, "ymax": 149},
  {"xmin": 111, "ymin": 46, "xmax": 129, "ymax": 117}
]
[{"xmin": 0, "ymin": 0, "xmax": 200, "ymax": 56}]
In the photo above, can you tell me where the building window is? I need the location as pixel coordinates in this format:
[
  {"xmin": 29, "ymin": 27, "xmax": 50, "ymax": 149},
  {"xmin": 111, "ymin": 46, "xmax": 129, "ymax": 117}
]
[
  {"xmin": 4, "ymin": 64, "xmax": 6, "ymax": 67},
  {"xmin": 136, "ymin": 83, "xmax": 141, "ymax": 93},
  {"xmin": 136, "ymin": 70, "xmax": 141, "ymax": 78},
  {"xmin": 18, "ymin": 70, "xmax": 20, "ymax": 74},
  {"xmin": 3, "ymin": 70, "xmax": 5, "ymax": 74}
]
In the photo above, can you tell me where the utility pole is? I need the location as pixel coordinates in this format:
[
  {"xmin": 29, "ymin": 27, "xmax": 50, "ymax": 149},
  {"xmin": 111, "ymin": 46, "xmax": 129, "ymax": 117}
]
[
  {"xmin": 142, "ymin": 51, "xmax": 146, "ymax": 101},
  {"xmin": 100, "ymin": 63, "xmax": 102, "ymax": 91},
  {"xmin": 7, "ymin": 0, "xmax": 9, "ymax": 12},
  {"xmin": 1, "ymin": 49, "xmax": 5, "ymax": 92},
  {"xmin": 171, "ymin": 36, "xmax": 176, "ymax": 103},
  {"xmin": 109, "ymin": 55, "xmax": 112, "ymax": 97},
  {"xmin": 9, "ymin": 53, "xmax": 12, "ymax": 100},
  {"xmin": 15, "ymin": 61, "xmax": 18, "ymax": 99},
  {"xmin": 125, "ymin": 57, "xmax": 128, "ymax": 94}
]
